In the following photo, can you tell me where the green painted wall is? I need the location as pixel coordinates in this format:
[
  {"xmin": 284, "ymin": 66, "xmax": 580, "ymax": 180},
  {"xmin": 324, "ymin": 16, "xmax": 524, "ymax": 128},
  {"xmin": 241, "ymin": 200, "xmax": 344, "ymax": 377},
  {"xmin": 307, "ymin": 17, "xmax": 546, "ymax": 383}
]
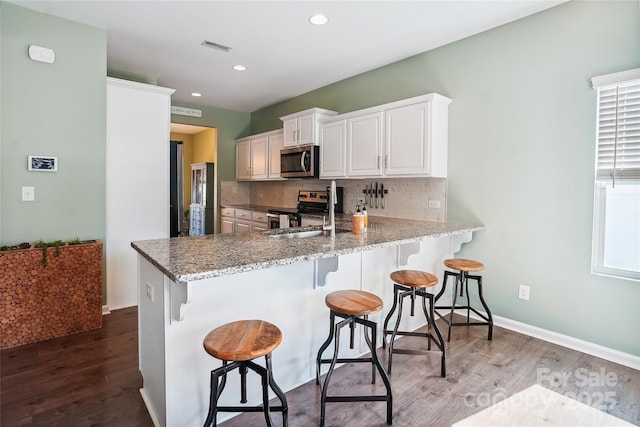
[
  {"xmin": 251, "ymin": 1, "xmax": 640, "ymax": 356},
  {"xmin": 0, "ymin": 2, "xmax": 106, "ymax": 244}
]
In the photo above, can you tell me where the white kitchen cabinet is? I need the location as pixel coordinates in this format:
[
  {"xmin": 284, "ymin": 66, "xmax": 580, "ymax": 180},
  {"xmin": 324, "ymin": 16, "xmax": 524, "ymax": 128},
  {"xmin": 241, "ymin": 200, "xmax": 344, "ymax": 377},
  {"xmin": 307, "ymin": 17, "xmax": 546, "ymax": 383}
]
[
  {"xmin": 319, "ymin": 93, "xmax": 451, "ymax": 179},
  {"xmin": 319, "ymin": 119, "xmax": 347, "ymax": 178},
  {"xmin": 220, "ymin": 208, "xmax": 268, "ymax": 233},
  {"xmin": 280, "ymin": 108, "xmax": 337, "ymax": 147},
  {"xmin": 384, "ymin": 94, "xmax": 451, "ymax": 177},
  {"xmin": 385, "ymin": 101, "xmax": 431, "ymax": 176},
  {"xmin": 236, "ymin": 136, "xmax": 267, "ymax": 180},
  {"xmin": 235, "ymin": 220, "xmax": 251, "ymax": 233},
  {"xmin": 220, "ymin": 207, "xmax": 236, "ymax": 234},
  {"xmin": 236, "ymin": 130, "xmax": 283, "ymax": 181},
  {"xmin": 268, "ymin": 130, "xmax": 284, "ymax": 179},
  {"xmin": 347, "ymin": 111, "xmax": 384, "ymax": 177},
  {"xmin": 236, "ymin": 140, "xmax": 251, "ymax": 180},
  {"xmin": 220, "ymin": 217, "xmax": 235, "ymax": 234},
  {"xmin": 251, "ymin": 211, "xmax": 269, "ymax": 231}
]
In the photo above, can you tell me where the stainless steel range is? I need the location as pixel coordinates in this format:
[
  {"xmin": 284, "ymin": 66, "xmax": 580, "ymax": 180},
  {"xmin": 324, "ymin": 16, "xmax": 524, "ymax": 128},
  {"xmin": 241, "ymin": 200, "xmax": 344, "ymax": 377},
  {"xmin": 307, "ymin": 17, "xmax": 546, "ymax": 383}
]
[
  {"xmin": 296, "ymin": 188, "xmax": 343, "ymax": 215},
  {"xmin": 267, "ymin": 187, "xmax": 343, "ymax": 229}
]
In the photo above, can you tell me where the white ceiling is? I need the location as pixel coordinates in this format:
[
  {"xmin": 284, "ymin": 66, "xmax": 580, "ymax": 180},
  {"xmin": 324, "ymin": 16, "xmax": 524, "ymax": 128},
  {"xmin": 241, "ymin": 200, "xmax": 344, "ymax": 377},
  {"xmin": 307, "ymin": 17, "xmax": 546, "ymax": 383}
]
[{"xmin": 13, "ymin": 0, "xmax": 565, "ymax": 113}]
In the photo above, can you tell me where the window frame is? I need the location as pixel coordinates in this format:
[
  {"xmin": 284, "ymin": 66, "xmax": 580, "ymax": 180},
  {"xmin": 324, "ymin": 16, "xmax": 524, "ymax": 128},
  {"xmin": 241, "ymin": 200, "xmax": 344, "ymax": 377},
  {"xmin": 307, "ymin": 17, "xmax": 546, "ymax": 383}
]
[{"xmin": 590, "ymin": 68, "xmax": 640, "ymax": 282}]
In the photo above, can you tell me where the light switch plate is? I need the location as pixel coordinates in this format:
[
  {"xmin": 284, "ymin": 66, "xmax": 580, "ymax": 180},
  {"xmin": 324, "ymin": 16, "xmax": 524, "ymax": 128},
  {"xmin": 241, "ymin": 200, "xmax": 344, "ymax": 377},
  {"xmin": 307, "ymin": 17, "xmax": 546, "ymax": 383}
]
[
  {"xmin": 428, "ymin": 200, "xmax": 441, "ymax": 209},
  {"xmin": 145, "ymin": 283, "xmax": 154, "ymax": 302},
  {"xmin": 22, "ymin": 186, "xmax": 35, "ymax": 201}
]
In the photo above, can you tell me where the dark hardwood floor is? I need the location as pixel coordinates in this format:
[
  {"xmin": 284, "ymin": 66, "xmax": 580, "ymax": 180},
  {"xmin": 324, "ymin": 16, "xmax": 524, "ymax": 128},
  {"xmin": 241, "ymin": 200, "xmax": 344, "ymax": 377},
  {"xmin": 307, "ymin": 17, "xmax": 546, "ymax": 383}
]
[
  {"xmin": 2, "ymin": 308, "xmax": 638, "ymax": 426},
  {"xmin": 1, "ymin": 307, "xmax": 153, "ymax": 427}
]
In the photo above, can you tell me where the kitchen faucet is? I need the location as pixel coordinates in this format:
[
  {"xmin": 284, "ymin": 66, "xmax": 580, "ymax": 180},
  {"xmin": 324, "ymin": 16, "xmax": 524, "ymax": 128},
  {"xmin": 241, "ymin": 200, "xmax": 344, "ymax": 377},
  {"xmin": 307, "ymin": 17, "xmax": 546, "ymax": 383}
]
[{"xmin": 323, "ymin": 180, "xmax": 337, "ymax": 237}]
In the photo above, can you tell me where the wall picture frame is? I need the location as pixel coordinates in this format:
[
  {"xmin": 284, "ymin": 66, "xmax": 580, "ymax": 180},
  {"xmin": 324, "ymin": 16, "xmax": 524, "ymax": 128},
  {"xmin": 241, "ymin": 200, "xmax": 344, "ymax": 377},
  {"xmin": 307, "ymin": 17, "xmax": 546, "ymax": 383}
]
[{"xmin": 28, "ymin": 155, "xmax": 58, "ymax": 172}]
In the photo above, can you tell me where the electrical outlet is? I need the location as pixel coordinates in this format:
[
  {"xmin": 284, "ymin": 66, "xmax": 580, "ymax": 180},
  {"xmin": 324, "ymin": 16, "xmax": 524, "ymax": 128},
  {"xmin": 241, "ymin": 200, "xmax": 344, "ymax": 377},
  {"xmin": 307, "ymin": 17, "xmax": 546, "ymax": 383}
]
[
  {"xmin": 146, "ymin": 283, "xmax": 154, "ymax": 302},
  {"xmin": 518, "ymin": 284, "xmax": 530, "ymax": 301},
  {"xmin": 428, "ymin": 200, "xmax": 441, "ymax": 209}
]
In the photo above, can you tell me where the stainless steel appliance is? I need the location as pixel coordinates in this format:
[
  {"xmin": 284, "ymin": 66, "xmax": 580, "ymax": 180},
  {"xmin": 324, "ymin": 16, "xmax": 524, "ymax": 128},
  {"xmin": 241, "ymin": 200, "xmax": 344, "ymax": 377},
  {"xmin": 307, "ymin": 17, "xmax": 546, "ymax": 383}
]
[
  {"xmin": 297, "ymin": 187, "xmax": 343, "ymax": 215},
  {"xmin": 266, "ymin": 209, "xmax": 301, "ymax": 229},
  {"xmin": 169, "ymin": 141, "xmax": 184, "ymax": 237},
  {"xmin": 280, "ymin": 145, "xmax": 319, "ymax": 178},
  {"xmin": 266, "ymin": 187, "xmax": 343, "ymax": 229}
]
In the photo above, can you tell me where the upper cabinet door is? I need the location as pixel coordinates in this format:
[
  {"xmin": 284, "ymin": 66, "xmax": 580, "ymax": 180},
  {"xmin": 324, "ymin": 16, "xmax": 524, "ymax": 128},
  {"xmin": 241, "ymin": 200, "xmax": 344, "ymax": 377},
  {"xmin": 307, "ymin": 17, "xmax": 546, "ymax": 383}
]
[
  {"xmin": 250, "ymin": 135, "xmax": 269, "ymax": 180},
  {"xmin": 280, "ymin": 108, "xmax": 338, "ymax": 147},
  {"xmin": 268, "ymin": 131, "xmax": 284, "ymax": 179},
  {"xmin": 282, "ymin": 118, "xmax": 298, "ymax": 148},
  {"xmin": 319, "ymin": 119, "xmax": 347, "ymax": 178},
  {"xmin": 385, "ymin": 102, "xmax": 430, "ymax": 176},
  {"xmin": 296, "ymin": 113, "xmax": 315, "ymax": 146},
  {"xmin": 236, "ymin": 139, "xmax": 251, "ymax": 180},
  {"xmin": 347, "ymin": 112, "xmax": 384, "ymax": 177}
]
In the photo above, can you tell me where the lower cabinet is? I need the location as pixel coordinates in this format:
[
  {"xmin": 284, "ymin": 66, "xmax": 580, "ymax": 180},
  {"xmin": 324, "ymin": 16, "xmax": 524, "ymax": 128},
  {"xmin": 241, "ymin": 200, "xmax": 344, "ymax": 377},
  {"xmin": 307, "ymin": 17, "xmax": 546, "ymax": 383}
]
[
  {"xmin": 221, "ymin": 216, "xmax": 235, "ymax": 234},
  {"xmin": 220, "ymin": 208, "xmax": 268, "ymax": 233},
  {"xmin": 251, "ymin": 211, "xmax": 269, "ymax": 231}
]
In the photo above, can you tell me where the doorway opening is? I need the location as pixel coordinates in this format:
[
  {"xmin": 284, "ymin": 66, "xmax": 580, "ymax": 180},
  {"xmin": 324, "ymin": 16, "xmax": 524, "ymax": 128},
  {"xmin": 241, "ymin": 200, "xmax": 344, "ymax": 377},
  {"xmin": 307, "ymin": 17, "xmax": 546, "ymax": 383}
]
[{"xmin": 170, "ymin": 123, "xmax": 218, "ymax": 236}]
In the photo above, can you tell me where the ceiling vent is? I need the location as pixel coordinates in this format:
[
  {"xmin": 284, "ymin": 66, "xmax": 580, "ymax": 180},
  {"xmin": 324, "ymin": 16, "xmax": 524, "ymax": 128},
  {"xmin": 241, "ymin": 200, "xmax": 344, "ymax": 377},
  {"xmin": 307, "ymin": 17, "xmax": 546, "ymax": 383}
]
[{"xmin": 201, "ymin": 40, "xmax": 231, "ymax": 52}]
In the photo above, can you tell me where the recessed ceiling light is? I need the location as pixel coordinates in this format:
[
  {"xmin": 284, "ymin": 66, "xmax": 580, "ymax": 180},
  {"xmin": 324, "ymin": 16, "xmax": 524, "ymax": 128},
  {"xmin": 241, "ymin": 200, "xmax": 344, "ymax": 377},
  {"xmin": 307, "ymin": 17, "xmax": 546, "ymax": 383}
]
[
  {"xmin": 191, "ymin": 92, "xmax": 202, "ymax": 97},
  {"xmin": 309, "ymin": 14, "xmax": 328, "ymax": 26},
  {"xmin": 233, "ymin": 64, "xmax": 247, "ymax": 71}
]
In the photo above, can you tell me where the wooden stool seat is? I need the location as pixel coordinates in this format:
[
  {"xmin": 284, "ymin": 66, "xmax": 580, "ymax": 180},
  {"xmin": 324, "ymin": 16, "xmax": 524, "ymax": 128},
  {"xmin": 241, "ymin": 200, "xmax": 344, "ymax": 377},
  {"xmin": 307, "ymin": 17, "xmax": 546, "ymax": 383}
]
[
  {"xmin": 444, "ymin": 258, "xmax": 484, "ymax": 272},
  {"xmin": 202, "ymin": 319, "xmax": 288, "ymax": 426},
  {"xmin": 203, "ymin": 320, "xmax": 282, "ymax": 362},
  {"xmin": 390, "ymin": 270, "xmax": 438, "ymax": 288},
  {"xmin": 325, "ymin": 290, "xmax": 383, "ymax": 316}
]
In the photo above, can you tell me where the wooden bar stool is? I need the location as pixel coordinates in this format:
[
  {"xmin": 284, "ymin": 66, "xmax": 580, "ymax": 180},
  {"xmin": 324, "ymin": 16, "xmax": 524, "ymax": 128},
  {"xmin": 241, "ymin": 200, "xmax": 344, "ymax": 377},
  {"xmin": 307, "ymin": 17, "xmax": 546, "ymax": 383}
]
[
  {"xmin": 434, "ymin": 259, "xmax": 493, "ymax": 341},
  {"xmin": 202, "ymin": 320, "xmax": 288, "ymax": 427},
  {"xmin": 382, "ymin": 270, "xmax": 446, "ymax": 377},
  {"xmin": 316, "ymin": 290, "xmax": 392, "ymax": 427}
]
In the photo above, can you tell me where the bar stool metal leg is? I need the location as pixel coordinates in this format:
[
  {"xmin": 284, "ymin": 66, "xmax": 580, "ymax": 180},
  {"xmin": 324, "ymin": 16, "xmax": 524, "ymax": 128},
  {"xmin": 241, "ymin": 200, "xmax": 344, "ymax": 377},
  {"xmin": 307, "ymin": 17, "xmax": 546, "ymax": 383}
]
[
  {"xmin": 318, "ymin": 312, "xmax": 392, "ymax": 427},
  {"xmin": 316, "ymin": 311, "xmax": 336, "ymax": 385},
  {"xmin": 435, "ymin": 267, "xmax": 493, "ymax": 342},
  {"xmin": 383, "ymin": 284, "xmax": 445, "ymax": 377}
]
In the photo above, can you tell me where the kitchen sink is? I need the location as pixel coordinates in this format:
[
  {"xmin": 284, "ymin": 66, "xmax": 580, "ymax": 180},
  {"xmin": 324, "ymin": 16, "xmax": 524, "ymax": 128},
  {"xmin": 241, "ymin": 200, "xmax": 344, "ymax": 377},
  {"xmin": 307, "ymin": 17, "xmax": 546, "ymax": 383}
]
[{"xmin": 263, "ymin": 227, "xmax": 350, "ymax": 239}]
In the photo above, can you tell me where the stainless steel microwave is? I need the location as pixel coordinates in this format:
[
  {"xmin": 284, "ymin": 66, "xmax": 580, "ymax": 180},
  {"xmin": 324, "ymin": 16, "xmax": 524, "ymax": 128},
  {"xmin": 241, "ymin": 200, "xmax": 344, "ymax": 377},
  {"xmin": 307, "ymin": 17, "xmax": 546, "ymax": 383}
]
[{"xmin": 280, "ymin": 145, "xmax": 319, "ymax": 178}]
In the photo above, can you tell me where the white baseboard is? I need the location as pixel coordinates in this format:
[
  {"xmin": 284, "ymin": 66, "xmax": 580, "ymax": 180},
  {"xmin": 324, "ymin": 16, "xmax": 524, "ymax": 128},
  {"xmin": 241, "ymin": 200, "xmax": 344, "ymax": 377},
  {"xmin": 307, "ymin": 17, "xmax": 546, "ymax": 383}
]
[
  {"xmin": 102, "ymin": 305, "xmax": 111, "ymax": 315},
  {"xmin": 140, "ymin": 388, "xmax": 161, "ymax": 427},
  {"xmin": 452, "ymin": 309, "xmax": 640, "ymax": 371}
]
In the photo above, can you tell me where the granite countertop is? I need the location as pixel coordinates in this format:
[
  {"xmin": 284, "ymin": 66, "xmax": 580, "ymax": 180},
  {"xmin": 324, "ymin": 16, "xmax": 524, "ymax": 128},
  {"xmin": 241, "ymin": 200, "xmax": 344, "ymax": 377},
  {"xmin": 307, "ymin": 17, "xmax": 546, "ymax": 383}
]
[{"xmin": 131, "ymin": 217, "xmax": 484, "ymax": 284}]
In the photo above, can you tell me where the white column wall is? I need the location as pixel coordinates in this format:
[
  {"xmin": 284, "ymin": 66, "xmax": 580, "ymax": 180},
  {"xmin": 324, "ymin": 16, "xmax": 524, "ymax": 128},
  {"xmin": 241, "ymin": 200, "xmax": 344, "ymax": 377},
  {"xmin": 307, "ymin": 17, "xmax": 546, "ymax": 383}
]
[{"xmin": 106, "ymin": 78, "xmax": 174, "ymax": 309}]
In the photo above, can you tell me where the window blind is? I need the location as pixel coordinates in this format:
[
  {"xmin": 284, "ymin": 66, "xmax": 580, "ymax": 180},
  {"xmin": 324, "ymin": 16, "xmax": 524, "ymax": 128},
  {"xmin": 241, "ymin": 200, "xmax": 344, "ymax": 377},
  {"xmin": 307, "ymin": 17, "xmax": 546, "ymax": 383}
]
[{"xmin": 593, "ymin": 75, "xmax": 640, "ymax": 182}]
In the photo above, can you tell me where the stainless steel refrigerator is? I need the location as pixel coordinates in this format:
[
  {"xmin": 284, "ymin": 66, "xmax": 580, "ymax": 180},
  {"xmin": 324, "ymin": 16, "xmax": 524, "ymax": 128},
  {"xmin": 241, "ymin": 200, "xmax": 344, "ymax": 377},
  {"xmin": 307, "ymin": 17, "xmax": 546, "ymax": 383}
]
[{"xmin": 170, "ymin": 141, "xmax": 184, "ymax": 237}]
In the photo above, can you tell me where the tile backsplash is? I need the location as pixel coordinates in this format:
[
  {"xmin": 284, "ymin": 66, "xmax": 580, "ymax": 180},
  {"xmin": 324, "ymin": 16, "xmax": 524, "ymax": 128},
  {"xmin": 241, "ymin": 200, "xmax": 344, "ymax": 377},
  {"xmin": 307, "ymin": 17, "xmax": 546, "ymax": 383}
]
[{"xmin": 221, "ymin": 178, "xmax": 447, "ymax": 221}]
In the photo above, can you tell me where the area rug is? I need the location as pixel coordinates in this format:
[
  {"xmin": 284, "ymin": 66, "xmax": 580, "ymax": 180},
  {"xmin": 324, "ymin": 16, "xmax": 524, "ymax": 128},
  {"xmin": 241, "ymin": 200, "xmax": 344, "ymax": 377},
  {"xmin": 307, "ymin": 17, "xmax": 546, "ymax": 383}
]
[{"xmin": 453, "ymin": 384, "xmax": 635, "ymax": 426}]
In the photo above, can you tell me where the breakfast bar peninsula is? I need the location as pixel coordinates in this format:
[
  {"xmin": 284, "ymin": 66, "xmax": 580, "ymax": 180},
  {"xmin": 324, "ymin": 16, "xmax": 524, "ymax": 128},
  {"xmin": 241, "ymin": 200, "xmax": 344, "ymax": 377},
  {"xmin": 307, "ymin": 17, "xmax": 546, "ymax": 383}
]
[{"xmin": 131, "ymin": 216, "xmax": 483, "ymax": 427}]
